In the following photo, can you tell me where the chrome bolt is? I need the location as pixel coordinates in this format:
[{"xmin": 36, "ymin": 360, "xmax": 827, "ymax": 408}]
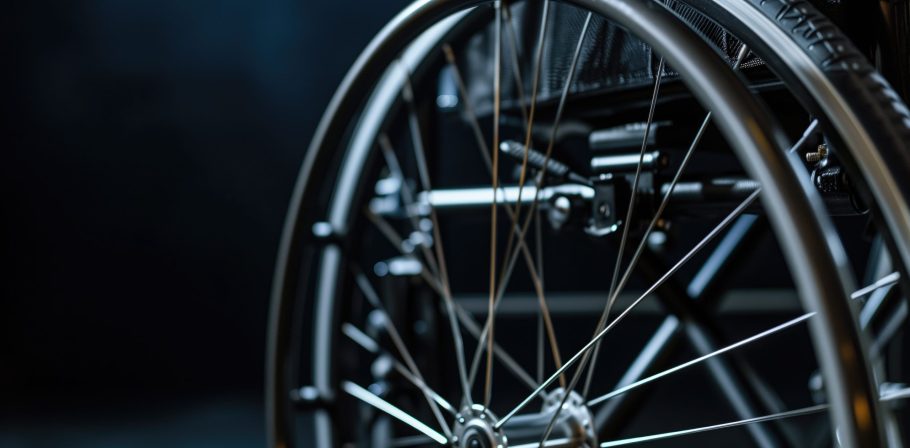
[{"xmin": 548, "ymin": 196, "xmax": 572, "ymax": 229}]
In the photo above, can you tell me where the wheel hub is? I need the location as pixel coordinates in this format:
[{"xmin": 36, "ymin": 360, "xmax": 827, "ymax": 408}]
[
  {"xmin": 455, "ymin": 405, "xmax": 507, "ymax": 448},
  {"xmin": 452, "ymin": 389, "xmax": 596, "ymax": 447},
  {"xmin": 540, "ymin": 388, "xmax": 597, "ymax": 447}
]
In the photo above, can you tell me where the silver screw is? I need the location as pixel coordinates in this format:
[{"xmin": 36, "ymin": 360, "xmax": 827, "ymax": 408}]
[{"xmin": 806, "ymin": 144, "xmax": 828, "ymax": 163}]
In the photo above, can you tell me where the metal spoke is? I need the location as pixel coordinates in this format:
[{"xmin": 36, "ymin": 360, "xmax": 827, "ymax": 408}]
[
  {"xmin": 536, "ymin": 207, "xmax": 545, "ymax": 384},
  {"xmin": 352, "ymin": 270, "xmax": 454, "ymax": 438},
  {"xmin": 581, "ymin": 124, "xmax": 704, "ymax": 399},
  {"xmin": 584, "ymin": 45, "xmax": 752, "ymax": 398},
  {"xmin": 503, "ymin": 2, "xmax": 529, "ymax": 130},
  {"xmin": 365, "ymin": 206, "xmax": 411, "ymax": 253},
  {"xmin": 378, "ymin": 99, "xmax": 536, "ymax": 400},
  {"xmin": 492, "ymin": 11, "xmax": 598, "ymax": 399},
  {"xmin": 592, "ymin": 316, "xmax": 681, "ymax": 437},
  {"xmin": 438, "ymin": 48, "xmax": 535, "ymax": 262},
  {"xmin": 496, "ymin": 188, "xmax": 761, "ymax": 429},
  {"xmin": 512, "ymin": 438, "xmax": 574, "ymax": 448},
  {"xmin": 441, "ymin": 45, "xmax": 497, "ymax": 177},
  {"xmin": 507, "ymin": 0, "xmax": 550, "ymax": 234},
  {"xmin": 588, "ymin": 312, "xmax": 814, "ymax": 406},
  {"xmin": 442, "ymin": 4, "xmax": 562, "ymax": 390},
  {"xmin": 538, "ymin": 53, "xmax": 666, "ymax": 447},
  {"xmin": 869, "ymin": 299, "xmax": 908, "ymax": 356},
  {"xmin": 444, "ymin": 41, "xmax": 564, "ymax": 388},
  {"xmin": 378, "ymin": 134, "xmax": 440, "ymax": 278},
  {"xmin": 400, "ymin": 66, "xmax": 473, "ymax": 405},
  {"xmin": 604, "ymin": 54, "xmax": 668, "ymax": 319},
  {"xmin": 342, "ymin": 381, "xmax": 448, "ymax": 445},
  {"xmin": 442, "ymin": 39, "xmax": 542, "ymax": 389},
  {"xmin": 599, "ymin": 404, "xmax": 828, "ymax": 447},
  {"xmin": 881, "ymin": 385, "xmax": 910, "ymax": 402},
  {"xmin": 591, "ymin": 116, "xmax": 820, "ymax": 438},
  {"xmin": 485, "ymin": 4, "xmax": 549, "ymax": 377},
  {"xmin": 483, "ymin": 0, "xmax": 503, "ymax": 409},
  {"xmin": 390, "ymin": 435, "xmax": 436, "ymax": 447},
  {"xmin": 633, "ymin": 249, "xmax": 789, "ymax": 448},
  {"xmin": 852, "ymin": 271, "xmax": 900, "ymax": 300},
  {"xmin": 580, "ymin": 59, "xmax": 821, "ymax": 430},
  {"xmin": 855, "ymin": 245, "xmax": 905, "ymax": 358},
  {"xmin": 859, "ymin": 278, "xmax": 899, "ymax": 328},
  {"xmin": 501, "ymin": 13, "xmax": 593, "ymax": 288},
  {"xmin": 439, "ymin": 3, "xmax": 569, "ymax": 392},
  {"xmin": 544, "ymin": 110, "xmax": 818, "ymax": 440},
  {"xmin": 342, "ymin": 323, "xmax": 458, "ymax": 416},
  {"xmin": 789, "ymin": 118, "xmax": 820, "ymax": 155},
  {"xmin": 467, "ymin": 192, "xmax": 536, "ymax": 380},
  {"xmin": 467, "ymin": 185, "xmax": 560, "ymax": 390},
  {"xmin": 364, "ymin": 207, "xmax": 541, "ymax": 394},
  {"xmin": 453, "ymin": 300, "xmax": 545, "ymax": 397}
]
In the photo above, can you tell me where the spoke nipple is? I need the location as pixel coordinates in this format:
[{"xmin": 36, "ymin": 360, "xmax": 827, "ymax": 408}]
[
  {"xmin": 312, "ymin": 221, "xmax": 346, "ymax": 245},
  {"xmin": 647, "ymin": 230, "xmax": 668, "ymax": 251},
  {"xmin": 290, "ymin": 385, "xmax": 331, "ymax": 410},
  {"xmin": 407, "ymin": 230, "xmax": 433, "ymax": 249},
  {"xmin": 549, "ymin": 195, "xmax": 572, "ymax": 230},
  {"xmin": 368, "ymin": 381, "xmax": 388, "ymax": 397},
  {"xmin": 374, "ymin": 261, "xmax": 389, "ymax": 277},
  {"xmin": 367, "ymin": 310, "xmax": 387, "ymax": 333},
  {"xmin": 312, "ymin": 221, "xmax": 335, "ymax": 239},
  {"xmin": 375, "ymin": 256, "xmax": 422, "ymax": 277},
  {"xmin": 291, "ymin": 386, "xmax": 320, "ymax": 403},
  {"xmin": 437, "ymin": 94, "xmax": 458, "ymax": 109},
  {"xmin": 371, "ymin": 355, "xmax": 394, "ymax": 379},
  {"xmin": 808, "ymin": 370, "xmax": 826, "ymax": 404}
]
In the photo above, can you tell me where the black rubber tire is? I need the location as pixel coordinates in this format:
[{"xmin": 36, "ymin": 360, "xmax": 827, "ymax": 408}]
[{"xmin": 676, "ymin": 0, "xmax": 910, "ymax": 275}]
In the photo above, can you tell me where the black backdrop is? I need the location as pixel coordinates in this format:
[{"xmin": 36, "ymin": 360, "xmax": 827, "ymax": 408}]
[{"xmin": 2, "ymin": 0, "xmax": 406, "ymax": 444}]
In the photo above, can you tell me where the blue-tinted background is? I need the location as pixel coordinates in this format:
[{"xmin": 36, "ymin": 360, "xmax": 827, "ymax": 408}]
[{"xmin": 2, "ymin": 1, "xmax": 406, "ymax": 446}]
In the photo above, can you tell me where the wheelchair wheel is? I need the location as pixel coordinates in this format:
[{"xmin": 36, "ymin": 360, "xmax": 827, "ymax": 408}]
[{"xmin": 268, "ymin": 0, "xmax": 910, "ymax": 446}]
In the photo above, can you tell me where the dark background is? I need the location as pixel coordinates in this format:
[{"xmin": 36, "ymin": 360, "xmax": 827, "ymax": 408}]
[{"xmin": 2, "ymin": 1, "xmax": 406, "ymax": 445}]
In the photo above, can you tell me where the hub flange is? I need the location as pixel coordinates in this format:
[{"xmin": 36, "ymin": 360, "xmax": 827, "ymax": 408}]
[
  {"xmin": 454, "ymin": 405, "xmax": 508, "ymax": 448},
  {"xmin": 540, "ymin": 388, "xmax": 597, "ymax": 447}
]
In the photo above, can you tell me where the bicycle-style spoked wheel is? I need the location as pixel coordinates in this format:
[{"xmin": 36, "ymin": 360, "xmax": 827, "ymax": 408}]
[{"xmin": 267, "ymin": 0, "xmax": 910, "ymax": 447}]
